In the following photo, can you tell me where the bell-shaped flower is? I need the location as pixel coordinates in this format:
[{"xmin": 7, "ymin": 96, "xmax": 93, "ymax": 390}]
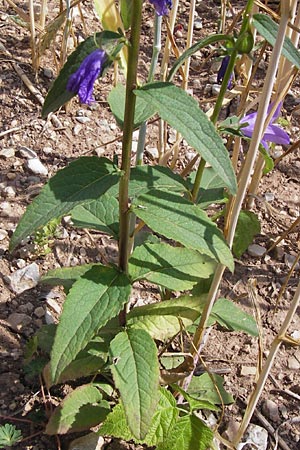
[
  {"xmin": 217, "ymin": 55, "xmax": 233, "ymax": 89},
  {"xmin": 240, "ymin": 102, "xmax": 290, "ymax": 149},
  {"xmin": 67, "ymin": 49, "xmax": 107, "ymax": 104},
  {"xmin": 149, "ymin": 0, "xmax": 172, "ymax": 16}
]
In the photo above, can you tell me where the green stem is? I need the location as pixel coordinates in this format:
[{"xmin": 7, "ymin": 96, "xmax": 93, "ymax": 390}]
[
  {"xmin": 119, "ymin": 0, "xmax": 143, "ymax": 280},
  {"xmin": 191, "ymin": 157, "xmax": 205, "ymax": 203}
]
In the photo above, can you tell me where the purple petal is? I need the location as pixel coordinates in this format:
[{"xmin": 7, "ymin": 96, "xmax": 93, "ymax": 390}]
[
  {"xmin": 240, "ymin": 111, "xmax": 257, "ymax": 137},
  {"xmin": 267, "ymin": 101, "xmax": 282, "ymax": 123},
  {"xmin": 67, "ymin": 49, "xmax": 107, "ymax": 104},
  {"xmin": 149, "ymin": 0, "xmax": 172, "ymax": 16},
  {"xmin": 263, "ymin": 123, "xmax": 290, "ymax": 145}
]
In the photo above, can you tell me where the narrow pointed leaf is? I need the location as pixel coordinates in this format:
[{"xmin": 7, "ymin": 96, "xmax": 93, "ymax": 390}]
[
  {"xmin": 232, "ymin": 210, "xmax": 260, "ymax": 258},
  {"xmin": 41, "ymin": 263, "xmax": 101, "ymax": 292},
  {"xmin": 51, "ymin": 266, "xmax": 131, "ymax": 383},
  {"xmin": 129, "ymin": 242, "xmax": 216, "ymax": 291},
  {"xmin": 10, "ymin": 157, "xmax": 120, "ymax": 251},
  {"xmin": 211, "ymin": 298, "xmax": 258, "ymax": 336},
  {"xmin": 253, "ymin": 14, "xmax": 300, "ymax": 69},
  {"xmin": 134, "ymin": 83, "xmax": 237, "ymax": 194},
  {"xmin": 131, "ymin": 190, "xmax": 234, "ymax": 271},
  {"xmin": 109, "ymin": 329, "xmax": 160, "ymax": 439},
  {"xmin": 188, "ymin": 373, "xmax": 234, "ymax": 405}
]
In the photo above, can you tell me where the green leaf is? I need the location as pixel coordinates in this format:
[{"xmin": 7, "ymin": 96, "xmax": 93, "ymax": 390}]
[
  {"xmin": 120, "ymin": 0, "xmax": 133, "ymax": 29},
  {"xmin": 41, "ymin": 263, "xmax": 102, "ymax": 292},
  {"xmin": 129, "ymin": 242, "xmax": 216, "ymax": 291},
  {"xmin": 187, "ymin": 373, "xmax": 234, "ymax": 405},
  {"xmin": 173, "ymin": 385, "xmax": 219, "ymax": 413},
  {"xmin": 0, "ymin": 424, "xmax": 22, "ymax": 447},
  {"xmin": 134, "ymin": 83, "xmax": 237, "ymax": 194},
  {"xmin": 232, "ymin": 210, "xmax": 261, "ymax": 258},
  {"xmin": 46, "ymin": 384, "xmax": 110, "ymax": 434},
  {"xmin": 100, "ymin": 388, "xmax": 178, "ymax": 446},
  {"xmin": 168, "ymin": 34, "xmax": 234, "ymax": 82},
  {"xmin": 127, "ymin": 295, "xmax": 206, "ymax": 340},
  {"xmin": 189, "ymin": 167, "xmax": 227, "ymax": 209},
  {"xmin": 109, "ymin": 329, "xmax": 160, "ymax": 439},
  {"xmin": 10, "ymin": 157, "xmax": 120, "ymax": 251},
  {"xmin": 71, "ymin": 193, "xmax": 119, "ymax": 238},
  {"xmin": 259, "ymin": 145, "xmax": 274, "ymax": 174},
  {"xmin": 108, "ymin": 83, "xmax": 157, "ymax": 129},
  {"xmin": 42, "ymin": 31, "xmax": 123, "ymax": 117},
  {"xmin": 50, "ymin": 266, "xmax": 131, "ymax": 383},
  {"xmin": 211, "ymin": 298, "xmax": 258, "ymax": 337},
  {"xmin": 253, "ymin": 14, "xmax": 300, "ymax": 69},
  {"xmin": 156, "ymin": 415, "xmax": 214, "ymax": 450},
  {"xmin": 131, "ymin": 190, "xmax": 234, "ymax": 271}
]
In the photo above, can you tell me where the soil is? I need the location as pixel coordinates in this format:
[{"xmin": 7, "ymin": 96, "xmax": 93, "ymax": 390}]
[{"xmin": 0, "ymin": 0, "xmax": 300, "ymax": 449}]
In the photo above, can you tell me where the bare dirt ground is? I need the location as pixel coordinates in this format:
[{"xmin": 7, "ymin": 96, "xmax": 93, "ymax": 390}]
[{"xmin": 0, "ymin": 1, "xmax": 300, "ymax": 449}]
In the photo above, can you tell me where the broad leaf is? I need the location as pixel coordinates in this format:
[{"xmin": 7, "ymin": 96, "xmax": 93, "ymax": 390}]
[
  {"xmin": 173, "ymin": 385, "xmax": 219, "ymax": 413},
  {"xmin": 41, "ymin": 263, "xmax": 101, "ymax": 292},
  {"xmin": 131, "ymin": 190, "xmax": 234, "ymax": 271},
  {"xmin": 253, "ymin": 14, "xmax": 300, "ymax": 69},
  {"xmin": 109, "ymin": 329, "xmax": 160, "ymax": 439},
  {"xmin": 50, "ymin": 266, "xmax": 131, "ymax": 383},
  {"xmin": 189, "ymin": 167, "xmax": 227, "ymax": 209},
  {"xmin": 134, "ymin": 83, "xmax": 237, "ymax": 194},
  {"xmin": 10, "ymin": 157, "xmax": 120, "ymax": 251},
  {"xmin": 99, "ymin": 403, "xmax": 133, "ymax": 441},
  {"xmin": 46, "ymin": 384, "xmax": 110, "ymax": 434},
  {"xmin": 127, "ymin": 295, "xmax": 206, "ymax": 341},
  {"xmin": 71, "ymin": 194, "xmax": 119, "ymax": 238},
  {"xmin": 211, "ymin": 298, "xmax": 258, "ymax": 337},
  {"xmin": 108, "ymin": 84, "xmax": 157, "ymax": 129},
  {"xmin": 188, "ymin": 373, "xmax": 234, "ymax": 405},
  {"xmin": 42, "ymin": 31, "xmax": 123, "ymax": 117},
  {"xmin": 129, "ymin": 242, "xmax": 216, "ymax": 291},
  {"xmin": 232, "ymin": 210, "xmax": 261, "ymax": 258},
  {"xmin": 156, "ymin": 415, "xmax": 213, "ymax": 450}
]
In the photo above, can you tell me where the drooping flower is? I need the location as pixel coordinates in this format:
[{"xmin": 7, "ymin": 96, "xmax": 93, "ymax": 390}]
[
  {"xmin": 149, "ymin": 0, "xmax": 172, "ymax": 16},
  {"xmin": 67, "ymin": 49, "xmax": 107, "ymax": 104},
  {"xmin": 240, "ymin": 102, "xmax": 290, "ymax": 149},
  {"xmin": 217, "ymin": 55, "xmax": 233, "ymax": 89}
]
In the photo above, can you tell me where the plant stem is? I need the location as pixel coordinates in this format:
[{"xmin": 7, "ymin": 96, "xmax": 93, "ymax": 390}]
[{"xmin": 118, "ymin": 0, "xmax": 143, "ymax": 279}]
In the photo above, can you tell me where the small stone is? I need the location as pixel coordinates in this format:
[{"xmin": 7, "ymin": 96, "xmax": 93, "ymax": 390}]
[
  {"xmin": 43, "ymin": 68, "xmax": 53, "ymax": 79},
  {"xmin": 109, "ymin": 122, "xmax": 117, "ymax": 130},
  {"xmin": 240, "ymin": 424, "xmax": 268, "ymax": 450},
  {"xmin": 291, "ymin": 330, "xmax": 300, "ymax": 340},
  {"xmin": 284, "ymin": 253, "xmax": 299, "ymax": 269},
  {"xmin": 0, "ymin": 148, "xmax": 15, "ymax": 158},
  {"xmin": 6, "ymin": 172, "xmax": 16, "ymax": 180},
  {"xmin": 273, "ymin": 146, "xmax": 283, "ymax": 159},
  {"xmin": 0, "ymin": 229, "xmax": 8, "ymax": 241},
  {"xmin": 19, "ymin": 146, "xmax": 37, "ymax": 159},
  {"xmin": 132, "ymin": 130, "xmax": 139, "ymax": 141},
  {"xmin": 194, "ymin": 18, "xmax": 203, "ymax": 30},
  {"xmin": 264, "ymin": 192, "xmax": 274, "ymax": 202},
  {"xmin": 4, "ymin": 186, "xmax": 16, "ymax": 198},
  {"xmin": 34, "ymin": 306, "xmax": 45, "ymax": 318},
  {"xmin": 288, "ymin": 355, "xmax": 300, "ymax": 370},
  {"xmin": 73, "ymin": 124, "xmax": 82, "ymax": 136},
  {"xmin": 261, "ymin": 399, "xmax": 280, "ymax": 422},
  {"xmin": 45, "ymin": 309, "xmax": 56, "ymax": 325},
  {"xmin": 43, "ymin": 146, "xmax": 53, "ymax": 155},
  {"xmin": 7, "ymin": 313, "xmax": 31, "ymax": 332},
  {"xmin": 248, "ymin": 244, "xmax": 266, "ymax": 257},
  {"xmin": 69, "ymin": 433, "xmax": 104, "ymax": 450},
  {"xmin": 223, "ymin": 420, "xmax": 240, "ymax": 441},
  {"xmin": 212, "ymin": 84, "xmax": 221, "ymax": 95},
  {"xmin": 75, "ymin": 116, "xmax": 91, "ymax": 124},
  {"xmin": 95, "ymin": 147, "xmax": 106, "ymax": 157},
  {"xmin": 7, "ymin": 263, "xmax": 40, "ymax": 294},
  {"xmin": 147, "ymin": 147, "xmax": 159, "ymax": 159},
  {"xmin": 27, "ymin": 158, "xmax": 48, "ymax": 176},
  {"xmin": 240, "ymin": 366, "xmax": 257, "ymax": 376},
  {"xmin": 46, "ymin": 298, "xmax": 61, "ymax": 315},
  {"xmin": 16, "ymin": 258, "xmax": 26, "ymax": 268}
]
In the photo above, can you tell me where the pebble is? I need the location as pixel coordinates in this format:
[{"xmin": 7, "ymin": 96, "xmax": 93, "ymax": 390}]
[
  {"xmin": 240, "ymin": 366, "xmax": 257, "ymax": 376},
  {"xmin": 284, "ymin": 253, "xmax": 299, "ymax": 269},
  {"xmin": 212, "ymin": 84, "xmax": 221, "ymax": 95},
  {"xmin": 264, "ymin": 192, "xmax": 274, "ymax": 202},
  {"xmin": 0, "ymin": 148, "xmax": 15, "ymax": 158},
  {"xmin": 0, "ymin": 229, "xmax": 8, "ymax": 240},
  {"xmin": 34, "ymin": 306, "xmax": 45, "ymax": 318},
  {"xmin": 73, "ymin": 124, "xmax": 82, "ymax": 136},
  {"xmin": 194, "ymin": 18, "xmax": 203, "ymax": 30},
  {"xmin": 75, "ymin": 116, "xmax": 91, "ymax": 124},
  {"xmin": 147, "ymin": 147, "xmax": 159, "ymax": 159},
  {"xmin": 19, "ymin": 146, "xmax": 37, "ymax": 159},
  {"xmin": 261, "ymin": 399, "xmax": 280, "ymax": 422},
  {"xmin": 43, "ymin": 68, "xmax": 53, "ymax": 79},
  {"xmin": 248, "ymin": 244, "xmax": 266, "ymax": 257},
  {"xmin": 43, "ymin": 146, "xmax": 53, "ymax": 155},
  {"xmin": 4, "ymin": 186, "xmax": 16, "ymax": 198},
  {"xmin": 291, "ymin": 330, "xmax": 300, "ymax": 340},
  {"xmin": 7, "ymin": 172, "xmax": 16, "ymax": 180},
  {"xmin": 237, "ymin": 424, "xmax": 268, "ymax": 450},
  {"xmin": 7, "ymin": 313, "xmax": 32, "ymax": 332},
  {"xmin": 45, "ymin": 309, "xmax": 56, "ymax": 325},
  {"xmin": 7, "ymin": 263, "xmax": 40, "ymax": 294},
  {"xmin": 69, "ymin": 433, "xmax": 104, "ymax": 450},
  {"xmin": 27, "ymin": 158, "xmax": 48, "ymax": 176},
  {"xmin": 18, "ymin": 302, "xmax": 34, "ymax": 313},
  {"xmin": 287, "ymin": 355, "xmax": 300, "ymax": 370}
]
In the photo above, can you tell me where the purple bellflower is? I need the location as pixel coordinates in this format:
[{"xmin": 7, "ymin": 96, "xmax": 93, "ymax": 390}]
[
  {"xmin": 240, "ymin": 102, "xmax": 290, "ymax": 149},
  {"xmin": 149, "ymin": 0, "xmax": 172, "ymax": 16},
  {"xmin": 67, "ymin": 49, "xmax": 107, "ymax": 104},
  {"xmin": 217, "ymin": 55, "xmax": 233, "ymax": 89}
]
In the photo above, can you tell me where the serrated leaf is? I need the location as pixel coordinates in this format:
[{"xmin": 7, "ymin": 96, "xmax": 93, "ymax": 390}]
[
  {"xmin": 189, "ymin": 167, "xmax": 227, "ymax": 209},
  {"xmin": 253, "ymin": 14, "xmax": 300, "ymax": 69},
  {"xmin": 99, "ymin": 403, "xmax": 133, "ymax": 441},
  {"xmin": 129, "ymin": 242, "xmax": 216, "ymax": 291},
  {"xmin": 211, "ymin": 298, "xmax": 258, "ymax": 337},
  {"xmin": 71, "ymin": 193, "xmax": 119, "ymax": 238},
  {"xmin": 134, "ymin": 83, "xmax": 237, "ymax": 194},
  {"xmin": 0, "ymin": 424, "xmax": 22, "ymax": 446},
  {"xmin": 50, "ymin": 266, "xmax": 131, "ymax": 383},
  {"xmin": 108, "ymin": 84, "xmax": 157, "ymax": 129},
  {"xmin": 232, "ymin": 210, "xmax": 261, "ymax": 258},
  {"xmin": 41, "ymin": 263, "xmax": 102, "ymax": 292},
  {"xmin": 131, "ymin": 190, "xmax": 234, "ymax": 271},
  {"xmin": 46, "ymin": 384, "xmax": 110, "ymax": 435},
  {"xmin": 188, "ymin": 373, "xmax": 234, "ymax": 405},
  {"xmin": 109, "ymin": 329, "xmax": 160, "ymax": 439},
  {"xmin": 42, "ymin": 31, "xmax": 123, "ymax": 117},
  {"xmin": 156, "ymin": 414, "xmax": 213, "ymax": 450},
  {"xmin": 10, "ymin": 157, "xmax": 120, "ymax": 251},
  {"xmin": 127, "ymin": 295, "xmax": 206, "ymax": 340}
]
